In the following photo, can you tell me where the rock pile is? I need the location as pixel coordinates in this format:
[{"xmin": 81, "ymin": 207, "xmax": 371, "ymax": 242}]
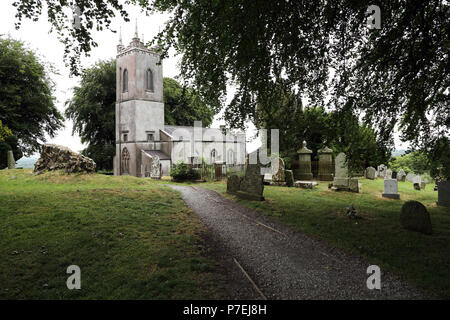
[{"xmin": 34, "ymin": 144, "xmax": 96, "ymax": 174}]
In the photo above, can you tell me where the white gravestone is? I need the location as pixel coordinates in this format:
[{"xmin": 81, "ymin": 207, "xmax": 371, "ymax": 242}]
[
  {"xmin": 382, "ymin": 179, "xmax": 400, "ymax": 199},
  {"xmin": 385, "ymin": 169, "xmax": 392, "ymax": 179}
]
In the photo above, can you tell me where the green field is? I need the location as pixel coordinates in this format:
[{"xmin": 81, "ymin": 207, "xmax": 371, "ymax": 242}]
[
  {"xmin": 202, "ymin": 178, "xmax": 450, "ymax": 298},
  {"xmin": 0, "ymin": 169, "xmax": 222, "ymax": 299}
]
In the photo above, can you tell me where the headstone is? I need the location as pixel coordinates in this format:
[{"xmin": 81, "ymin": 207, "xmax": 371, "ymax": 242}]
[
  {"xmin": 392, "ymin": 171, "xmax": 397, "ymax": 179},
  {"xmin": 385, "ymin": 169, "xmax": 392, "ymax": 179},
  {"xmin": 377, "ymin": 164, "xmax": 387, "ymax": 178},
  {"xmin": 436, "ymin": 181, "xmax": 450, "ymax": 207},
  {"xmin": 294, "ymin": 180, "xmax": 318, "ymax": 189},
  {"xmin": 334, "ymin": 153, "xmax": 348, "ymax": 178},
  {"xmin": 318, "ymin": 145, "xmax": 333, "ymax": 181},
  {"xmin": 400, "ymin": 201, "xmax": 432, "ymax": 235},
  {"xmin": 348, "ymin": 178, "xmax": 359, "ymax": 193},
  {"xmin": 271, "ymin": 157, "xmax": 285, "ymax": 184},
  {"xmin": 227, "ymin": 174, "xmax": 241, "ymax": 194},
  {"xmin": 414, "ymin": 183, "xmax": 421, "ymax": 190},
  {"xmin": 420, "ymin": 182, "xmax": 426, "ymax": 190},
  {"xmin": 150, "ymin": 155, "xmax": 161, "ymax": 179},
  {"xmin": 296, "ymin": 141, "xmax": 313, "ymax": 180},
  {"xmin": 236, "ymin": 163, "xmax": 265, "ymax": 201},
  {"xmin": 285, "ymin": 170, "xmax": 294, "ymax": 187},
  {"xmin": 7, "ymin": 150, "xmax": 15, "ymax": 169},
  {"xmin": 406, "ymin": 173, "xmax": 415, "ymax": 183},
  {"xmin": 365, "ymin": 167, "xmax": 376, "ymax": 180},
  {"xmin": 397, "ymin": 169, "xmax": 406, "ymax": 182},
  {"xmin": 382, "ymin": 179, "xmax": 400, "ymax": 199}
]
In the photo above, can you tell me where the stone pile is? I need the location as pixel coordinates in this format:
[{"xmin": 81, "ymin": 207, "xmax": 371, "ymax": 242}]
[{"xmin": 34, "ymin": 144, "xmax": 96, "ymax": 174}]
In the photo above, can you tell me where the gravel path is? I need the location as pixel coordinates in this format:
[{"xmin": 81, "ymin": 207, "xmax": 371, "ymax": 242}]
[{"xmin": 169, "ymin": 185, "xmax": 427, "ymax": 300}]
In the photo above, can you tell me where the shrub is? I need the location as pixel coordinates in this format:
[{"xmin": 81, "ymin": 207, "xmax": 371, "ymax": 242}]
[{"xmin": 170, "ymin": 161, "xmax": 200, "ymax": 181}]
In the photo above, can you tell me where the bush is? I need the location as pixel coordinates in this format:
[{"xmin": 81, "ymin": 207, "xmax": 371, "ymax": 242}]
[{"xmin": 170, "ymin": 161, "xmax": 200, "ymax": 181}]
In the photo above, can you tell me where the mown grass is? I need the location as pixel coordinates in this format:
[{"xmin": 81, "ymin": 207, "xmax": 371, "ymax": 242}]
[
  {"xmin": 0, "ymin": 169, "xmax": 222, "ymax": 299},
  {"xmin": 202, "ymin": 178, "xmax": 450, "ymax": 298}
]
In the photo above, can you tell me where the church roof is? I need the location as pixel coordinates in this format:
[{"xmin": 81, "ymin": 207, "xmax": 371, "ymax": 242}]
[
  {"xmin": 163, "ymin": 125, "xmax": 244, "ymax": 142},
  {"xmin": 143, "ymin": 150, "xmax": 171, "ymax": 160}
]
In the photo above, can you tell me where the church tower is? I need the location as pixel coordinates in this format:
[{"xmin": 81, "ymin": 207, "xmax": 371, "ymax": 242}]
[{"xmin": 114, "ymin": 23, "xmax": 165, "ymax": 176}]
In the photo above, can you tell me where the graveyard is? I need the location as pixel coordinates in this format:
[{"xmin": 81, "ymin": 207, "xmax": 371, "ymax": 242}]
[{"xmin": 201, "ymin": 176, "xmax": 449, "ymax": 298}]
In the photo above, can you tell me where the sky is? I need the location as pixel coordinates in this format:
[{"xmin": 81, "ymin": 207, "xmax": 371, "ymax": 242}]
[{"xmin": 1, "ymin": 0, "xmax": 407, "ymax": 158}]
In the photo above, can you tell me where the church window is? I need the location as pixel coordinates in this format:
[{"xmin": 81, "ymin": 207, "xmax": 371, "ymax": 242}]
[
  {"xmin": 147, "ymin": 133, "xmax": 154, "ymax": 141},
  {"xmin": 123, "ymin": 133, "xmax": 128, "ymax": 142},
  {"xmin": 146, "ymin": 69, "xmax": 154, "ymax": 91},
  {"xmin": 123, "ymin": 69, "xmax": 128, "ymax": 92},
  {"xmin": 121, "ymin": 147, "xmax": 130, "ymax": 174},
  {"xmin": 211, "ymin": 149, "xmax": 216, "ymax": 164}
]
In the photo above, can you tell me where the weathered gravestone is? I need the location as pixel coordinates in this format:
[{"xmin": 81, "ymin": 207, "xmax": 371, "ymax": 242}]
[
  {"xmin": 295, "ymin": 141, "xmax": 313, "ymax": 180},
  {"xmin": 335, "ymin": 153, "xmax": 348, "ymax": 178},
  {"xmin": 294, "ymin": 180, "xmax": 318, "ymax": 189},
  {"xmin": 400, "ymin": 201, "xmax": 432, "ymax": 235},
  {"xmin": 7, "ymin": 150, "xmax": 15, "ymax": 169},
  {"xmin": 285, "ymin": 170, "xmax": 294, "ymax": 187},
  {"xmin": 236, "ymin": 163, "xmax": 265, "ymax": 201},
  {"xmin": 150, "ymin": 155, "xmax": 161, "ymax": 179},
  {"xmin": 406, "ymin": 173, "xmax": 415, "ymax": 183},
  {"xmin": 332, "ymin": 153, "xmax": 359, "ymax": 193},
  {"xmin": 227, "ymin": 174, "xmax": 242, "ymax": 194},
  {"xmin": 385, "ymin": 169, "xmax": 392, "ymax": 179},
  {"xmin": 382, "ymin": 179, "xmax": 400, "ymax": 199},
  {"xmin": 365, "ymin": 167, "xmax": 376, "ymax": 180},
  {"xmin": 377, "ymin": 164, "xmax": 387, "ymax": 178},
  {"xmin": 436, "ymin": 181, "xmax": 450, "ymax": 207},
  {"xmin": 271, "ymin": 157, "xmax": 286, "ymax": 185},
  {"xmin": 318, "ymin": 145, "xmax": 333, "ymax": 181},
  {"xmin": 397, "ymin": 169, "xmax": 406, "ymax": 182}
]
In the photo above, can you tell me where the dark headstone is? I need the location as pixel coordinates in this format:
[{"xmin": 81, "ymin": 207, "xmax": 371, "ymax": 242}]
[
  {"xmin": 437, "ymin": 181, "xmax": 450, "ymax": 207},
  {"xmin": 400, "ymin": 201, "xmax": 432, "ymax": 235},
  {"xmin": 236, "ymin": 164, "xmax": 265, "ymax": 201},
  {"xmin": 414, "ymin": 183, "xmax": 421, "ymax": 190},
  {"xmin": 285, "ymin": 170, "xmax": 294, "ymax": 187},
  {"xmin": 227, "ymin": 174, "xmax": 241, "ymax": 194},
  {"xmin": 392, "ymin": 171, "xmax": 397, "ymax": 179}
]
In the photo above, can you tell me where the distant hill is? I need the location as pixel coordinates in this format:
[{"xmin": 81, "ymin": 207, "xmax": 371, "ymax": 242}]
[
  {"xmin": 16, "ymin": 156, "xmax": 38, "ymax": 169},
  {"xmin": 392, "ymin": 149, "xmax": 407, "ymax": 157}
]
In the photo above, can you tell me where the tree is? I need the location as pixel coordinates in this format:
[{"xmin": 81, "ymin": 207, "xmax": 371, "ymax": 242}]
[
  {"xmin": 65, "ymin": 60, "xmax": 215, "ymax": 170},
  {"xmin": 0, "ymin": 120, "xmax": 23, "ymax": 169},
  {"xmin": 0, "ymin": 37, "xmax": 64, "ymax": 155},
  {"xmin": 11, "ymin": 1, "xmax": 449, "ymax": 172}
]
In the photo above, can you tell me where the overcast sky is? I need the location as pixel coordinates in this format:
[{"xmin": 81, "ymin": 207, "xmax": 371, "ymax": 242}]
[{"xmin": 1, "ymin": 0, "xmax": 407, "ymax": 158}]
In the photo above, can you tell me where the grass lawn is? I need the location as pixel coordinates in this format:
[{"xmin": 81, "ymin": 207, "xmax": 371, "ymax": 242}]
[
  {"xmin": 201, "ymin": 178, "xmax": 450, "ymax": 298},
  {"xmin": 0, "ymin": 169, "xmax": 223, "ymax": 299}
]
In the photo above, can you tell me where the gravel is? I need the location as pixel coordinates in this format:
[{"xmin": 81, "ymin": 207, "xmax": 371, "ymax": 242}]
[{"xmin": 169, "ymin": 185, "xmax": 428, "ymax": 300}]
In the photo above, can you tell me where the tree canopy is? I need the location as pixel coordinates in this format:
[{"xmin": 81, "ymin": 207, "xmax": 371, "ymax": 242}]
[
  {"xmin": 65, "ymin": 59, "xmax": 216, "ymax": 170},
  {"xmin": 10, "ymin": 1, "xmax": 449, "ymax": 173},
  {"xmin": 0, "ymin": 36, "xmax": 64, "ymax": 155}
]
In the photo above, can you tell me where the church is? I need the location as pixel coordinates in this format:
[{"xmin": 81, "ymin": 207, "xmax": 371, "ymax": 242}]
[{"xmin": 113, "ymin": 27, "xmax": 247, "ymax": 177}]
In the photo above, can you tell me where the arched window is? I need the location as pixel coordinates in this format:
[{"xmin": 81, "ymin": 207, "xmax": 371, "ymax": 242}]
[
  {"xmin": 121, "ymin": 147, "xmax": 130, "ymax": 174},
  {"xmin": 123, "ymin": 69, "xmax": 128, "ymax": 92},
  {"xmin": 146, "ymin": 69, "xmax": 154, "ymax": 91},
  {"xmin": 210, "ymin": 149, "xmax": 216, "ymax": 164},
  {"xmin": 227, "ymin": 149, "xmax": 234, "ymax": 164}
]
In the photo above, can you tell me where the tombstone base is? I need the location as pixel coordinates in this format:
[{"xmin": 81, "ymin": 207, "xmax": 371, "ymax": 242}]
[
  {"xmin": 294, "ymin": 181, "xmax": 317, "ymax": 189},
  {"xmin": 382, "ymin": 193, "xmax": 400, "ymax": 199},
  {"xmin": 318, "ymin": 174, "xmax": 333, "ymax": 181},
  {"xmin": 297, "ymin": 173, "xmax": 313, "ymax": 181},
  {"xmin": 235, "ymin": 190, "xmax": 265, "ymax": 201}
]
